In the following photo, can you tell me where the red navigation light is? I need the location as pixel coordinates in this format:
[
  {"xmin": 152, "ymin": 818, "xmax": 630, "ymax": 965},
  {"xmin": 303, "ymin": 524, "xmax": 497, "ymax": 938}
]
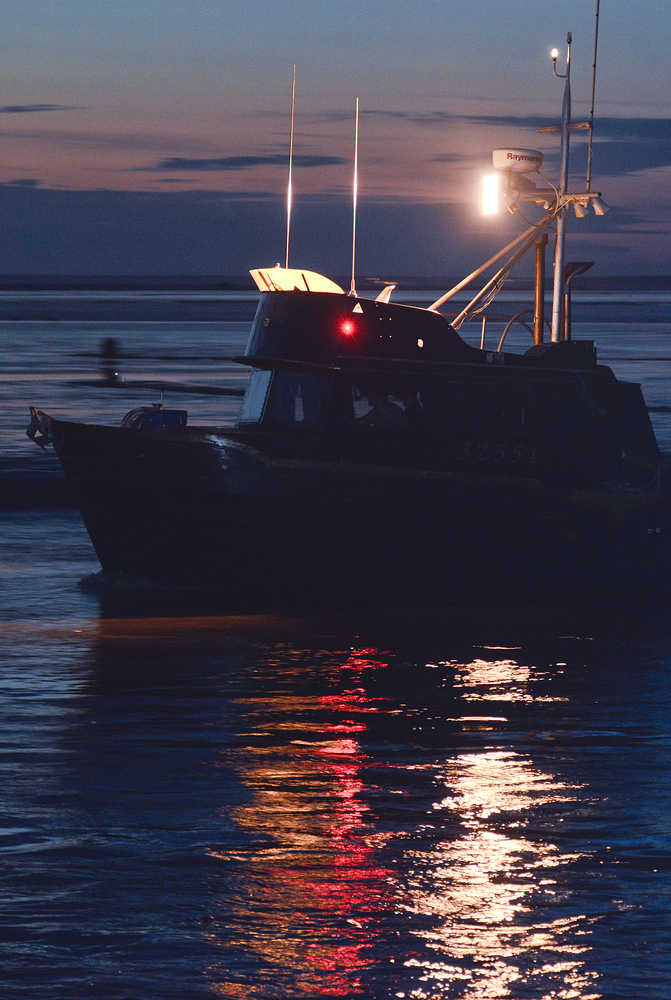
[{"xmin": 340, "ymin": 318, "xmax": 356, "ymax": 337}]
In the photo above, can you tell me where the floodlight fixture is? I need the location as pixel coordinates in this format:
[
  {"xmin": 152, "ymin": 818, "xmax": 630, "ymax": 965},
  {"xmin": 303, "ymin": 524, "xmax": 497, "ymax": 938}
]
[{"xmin": 482, "ymin": 173, "xmax": 501, "ymax": 215}]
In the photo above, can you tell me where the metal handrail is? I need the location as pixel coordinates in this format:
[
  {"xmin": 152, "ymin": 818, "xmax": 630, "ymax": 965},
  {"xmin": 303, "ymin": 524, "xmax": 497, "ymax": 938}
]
[{"xmin": 496, "ymin": 309, "xmax": 551, "ymax": 353}]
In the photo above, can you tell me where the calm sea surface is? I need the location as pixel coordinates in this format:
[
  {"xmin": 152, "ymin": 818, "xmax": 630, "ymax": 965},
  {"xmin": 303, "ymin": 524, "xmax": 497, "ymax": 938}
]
[{"xmin": 2, "ymin": 287, "xmax": 671, "ymax": 998}]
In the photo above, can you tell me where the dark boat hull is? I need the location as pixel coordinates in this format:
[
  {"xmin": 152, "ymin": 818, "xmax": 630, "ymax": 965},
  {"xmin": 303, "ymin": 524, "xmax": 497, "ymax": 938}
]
[{"xmin": 47, "ymin": 416, "xmax": 671, "ymax": 612}]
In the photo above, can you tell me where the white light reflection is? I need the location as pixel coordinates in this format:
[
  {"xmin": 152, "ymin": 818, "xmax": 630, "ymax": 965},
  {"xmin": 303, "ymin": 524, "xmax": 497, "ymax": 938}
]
[
  {"xmin": 401, "ymin": 655, "xmax": 601, "ymax": 999},
  {"xmin": 452, "ymin": 657, "xmax": 569, "ymax": 704}
]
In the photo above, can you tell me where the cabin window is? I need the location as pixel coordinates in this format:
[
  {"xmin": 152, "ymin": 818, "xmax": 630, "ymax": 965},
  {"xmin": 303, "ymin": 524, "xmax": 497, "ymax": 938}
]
[
  {"xmin": 264, "ymin": 372, "xmax": 328, "ymax": 428},
  {"xmin": 349, "ymin": 383, "xmax": 422, "ymax": 428},
  {"xmin": 239, "ymin": 369, "xmax": 272, "ymax": 423}
]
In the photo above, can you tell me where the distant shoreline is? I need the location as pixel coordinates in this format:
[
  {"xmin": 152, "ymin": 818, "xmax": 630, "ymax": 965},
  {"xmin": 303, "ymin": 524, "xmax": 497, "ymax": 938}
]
[{"xmin": 0, "ymin": 274, "xmax": 670, "ymax": 292}]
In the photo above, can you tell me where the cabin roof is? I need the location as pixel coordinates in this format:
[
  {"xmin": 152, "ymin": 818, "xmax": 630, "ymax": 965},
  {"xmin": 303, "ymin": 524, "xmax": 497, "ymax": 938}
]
[{"xmin": 250, "ymin": 266, "xmax": 345, "ymax": 295}]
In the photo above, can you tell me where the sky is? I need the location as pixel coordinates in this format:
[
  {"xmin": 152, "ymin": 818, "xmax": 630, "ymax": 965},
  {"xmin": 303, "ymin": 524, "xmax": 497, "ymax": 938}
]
[{"xmin": 0, "ymin": 0, "xmax": 670, "ymax": 276}]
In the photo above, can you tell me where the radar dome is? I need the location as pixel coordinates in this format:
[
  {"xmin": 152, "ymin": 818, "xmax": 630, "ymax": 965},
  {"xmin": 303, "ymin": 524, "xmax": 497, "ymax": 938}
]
[{"xmin": 492, "ymin": 148, "xmax": 543, "ymax": 173}]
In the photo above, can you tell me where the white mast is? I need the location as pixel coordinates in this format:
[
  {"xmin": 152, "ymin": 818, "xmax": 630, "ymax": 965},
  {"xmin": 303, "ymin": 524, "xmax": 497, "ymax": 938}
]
[
  {"xmin": 285, "ymin": 64, "xmax": 296, "ymax": 269},
  {"xmin": 349, "ymin": 96, "xmax": 359, "ymax": 296},
  {"xmin": 586, "ymin": 0, "xmax": 601, "ymax": 191},
  {"xmin": 550, "ymin": 33, "xmax": 572, "ymax": 343}
]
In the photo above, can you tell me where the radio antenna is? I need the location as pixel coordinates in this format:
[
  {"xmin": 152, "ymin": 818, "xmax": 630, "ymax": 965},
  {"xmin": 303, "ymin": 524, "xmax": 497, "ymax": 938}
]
[
  {"xmin": 349, "ymin": 96, "xmax": 359, "ymax": 296},
  {"xmin": 285, "ymin": 64, "xmax": 296, "ymax": 268},
  {"xmin": 586, "ymin": 0, "xmax": 600, "ymax": 191}
]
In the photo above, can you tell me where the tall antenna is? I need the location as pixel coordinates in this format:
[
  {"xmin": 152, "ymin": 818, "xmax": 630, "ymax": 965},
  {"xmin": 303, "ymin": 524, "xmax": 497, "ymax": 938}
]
[
  {"xmin": 586, "ymin": 0, "xmax": 600, "ymax": 191},
  {"xmin": 285, "ymin": 64, "xmax": 296, "ymax": 269},
  {"xmin": 349, "ymin": 96, "xmax": 359, "ymax": 296},
  {"xmin": 550, "ymin": 32, "xmax": 572, "ymax": 343}
]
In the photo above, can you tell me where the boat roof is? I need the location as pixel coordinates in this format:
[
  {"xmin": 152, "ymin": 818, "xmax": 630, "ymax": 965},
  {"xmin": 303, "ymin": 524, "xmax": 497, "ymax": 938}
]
[
  {"xmin": 250, "ymin": 266, "xmax": 345, "ymax": 295},
  {"xmin": 242, "ymin": 285, "xmax": 607, "ymax": 376}
]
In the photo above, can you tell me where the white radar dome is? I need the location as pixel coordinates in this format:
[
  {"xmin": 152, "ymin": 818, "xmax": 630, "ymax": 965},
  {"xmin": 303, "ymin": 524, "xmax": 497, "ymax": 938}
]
[{"xmin": 492, "ymin": 148, "xmax": 543, "ymax": 173}]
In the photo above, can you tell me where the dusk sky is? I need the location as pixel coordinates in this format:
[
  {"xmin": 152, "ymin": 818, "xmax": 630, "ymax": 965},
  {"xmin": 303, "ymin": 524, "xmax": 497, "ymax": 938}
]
[{"xmin": 1, "ymin": 0, "xmax": 670, "ymax": 276}]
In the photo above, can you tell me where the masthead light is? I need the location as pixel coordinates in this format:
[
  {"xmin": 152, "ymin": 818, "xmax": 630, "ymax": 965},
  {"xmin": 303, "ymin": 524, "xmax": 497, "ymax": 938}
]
[{"xmin": 551, "ymin": 47, "xmax": 559, "ymax": 61}]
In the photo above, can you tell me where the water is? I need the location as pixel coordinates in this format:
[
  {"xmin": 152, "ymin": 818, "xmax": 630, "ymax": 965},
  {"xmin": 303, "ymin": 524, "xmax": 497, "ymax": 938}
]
[{"xmin": 3, "ymin": 286, "xmax": 671, "ymax": 998}]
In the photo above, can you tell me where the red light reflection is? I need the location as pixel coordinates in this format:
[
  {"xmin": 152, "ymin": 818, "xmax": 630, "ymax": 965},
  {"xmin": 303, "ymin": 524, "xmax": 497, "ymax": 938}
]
[{"xmin": 207, "ymin": 647, "xmax": 395, "ymax": 998}]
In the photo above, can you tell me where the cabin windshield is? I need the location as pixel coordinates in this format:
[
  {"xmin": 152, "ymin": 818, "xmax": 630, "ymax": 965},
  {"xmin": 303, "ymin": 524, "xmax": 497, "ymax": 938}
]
[
  {"xmin": 239, "ymin": 370, "xmax": 272, "ymax": 424},
  {"xmin": 239, "ymin": 370, "xmax": 330, "ymax": 428}
]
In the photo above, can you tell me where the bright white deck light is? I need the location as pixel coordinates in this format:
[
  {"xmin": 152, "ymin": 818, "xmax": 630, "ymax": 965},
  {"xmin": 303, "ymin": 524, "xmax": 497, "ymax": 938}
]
[{"xmin": 482, "ymin": 173, "xmax": 500, "ymax": 215}]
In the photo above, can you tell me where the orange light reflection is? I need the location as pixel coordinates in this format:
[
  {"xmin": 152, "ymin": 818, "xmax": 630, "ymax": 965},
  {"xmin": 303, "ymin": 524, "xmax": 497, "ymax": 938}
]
[{"xmin": 206, "ymin": 648, "xmax": 395, "ymax": 998}]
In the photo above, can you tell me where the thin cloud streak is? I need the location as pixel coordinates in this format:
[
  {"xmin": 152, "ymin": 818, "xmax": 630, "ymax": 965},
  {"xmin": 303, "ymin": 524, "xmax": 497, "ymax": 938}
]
[
  {"xmin": 430, "ymin": 153, "xmax": 469, "ymax": 164},
  {"xmin": 0, "ymin": 128, "xmax": 218, "ymax": 154},
  {"xmin": 0, "ymin": 178, "xmax": 41, "ymax": 188},
  {"xmin": 135, "ymin": 153, "xmax": 346, "ymax": 173},
  {"xmin": 0, "ymin": 104, "xmax": 78, "ymax": 114}
]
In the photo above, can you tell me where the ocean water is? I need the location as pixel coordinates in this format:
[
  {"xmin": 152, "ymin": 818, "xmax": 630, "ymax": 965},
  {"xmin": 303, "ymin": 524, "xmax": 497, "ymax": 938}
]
[{"xmin": 2, "ymin": 287, "xmax": 671, "ymax": 999}]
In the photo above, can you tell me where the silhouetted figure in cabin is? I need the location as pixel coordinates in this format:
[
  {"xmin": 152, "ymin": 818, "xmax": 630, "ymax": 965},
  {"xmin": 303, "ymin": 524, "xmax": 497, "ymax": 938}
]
[{"xmin": 357, "ymin": 390, "xmax": 405, "ymax": 428}]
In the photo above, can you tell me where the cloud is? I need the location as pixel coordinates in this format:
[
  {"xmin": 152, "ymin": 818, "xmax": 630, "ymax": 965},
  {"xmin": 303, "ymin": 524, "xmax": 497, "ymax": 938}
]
[
  {"xmin": 0, "ymin": 104, "xmax": 77, "ymax": 114},
  {"xmin": 590, "ymin": 139, "xmax": 671, "ymax": 177},
  {"xmin": 430, "ymin": 153, "xmax": 470, "ymax": 164},
  {"xmin": 0, "ymin": 178, "xmax": 41, "ymax": 188},
  {"xmin": 0, "ymin": 128, "xmax": 221, "ymax": 156},
  {"xmin": 345, "ymin": 107, "xmax": 669, "ymax": 140},
  {"xmin": 136, "ymin": 153, "xmax": 346, "ymax": 173},
  {"xmin": 0, "ymin": 184, "xmax": 665, "ymax": 276},
  {"xmin": 0, "ymin": 185, "xmax": 491, "ymax": 275},
  {"xmin": 398, "ymin": 110, "xmax": 671, "ymax": 178},
  {"xmin": 455, "ymin": 115, "xmax": 671, "ymax": 142},
  {"xmin": 473, "ymin": 115, "xmax": 671, "ymax": 177}
]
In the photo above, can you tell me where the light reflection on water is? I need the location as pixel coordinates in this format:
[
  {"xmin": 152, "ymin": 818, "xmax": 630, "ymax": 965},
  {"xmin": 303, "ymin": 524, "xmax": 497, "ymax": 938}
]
[
  {"xmin": 2, "ymin": 534, "xmax": 671, "ymax": 998},
  {"xmin": 193, "ymin": 646, "xmax": 612, "ymax": 999},
  {"xmin": 398, "ymin": 656, "xmax": 602, "ymax": 998},
  {"xmin": 207, "ymin": 649, "xmax": 397, "ymax": 998},
  {"xmin": 406, "ymin": 749, "xmax": 598, "ymax": 999},
  {"xmin": 451, "ymin": 657, "xmax": 570, "ymax": 704}
]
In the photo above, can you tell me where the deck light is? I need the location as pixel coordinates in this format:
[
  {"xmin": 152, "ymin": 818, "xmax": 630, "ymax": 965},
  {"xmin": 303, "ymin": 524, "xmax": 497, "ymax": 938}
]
[{"xmin": 482, "ymin": 173, "xmax": 501, "ymax": 215}]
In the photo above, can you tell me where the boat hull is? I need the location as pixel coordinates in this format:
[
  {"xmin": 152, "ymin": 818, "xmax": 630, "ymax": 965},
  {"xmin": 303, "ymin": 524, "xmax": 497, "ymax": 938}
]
[{"xmin": 46, "ymin": 416, "xmax": 671, "ymax": 612}]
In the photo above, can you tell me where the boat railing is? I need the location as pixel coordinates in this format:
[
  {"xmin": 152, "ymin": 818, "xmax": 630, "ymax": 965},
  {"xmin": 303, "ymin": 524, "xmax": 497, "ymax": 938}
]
[{"xmin": 449, "ymin": 309, "xmax": 552, "ymax": 353}]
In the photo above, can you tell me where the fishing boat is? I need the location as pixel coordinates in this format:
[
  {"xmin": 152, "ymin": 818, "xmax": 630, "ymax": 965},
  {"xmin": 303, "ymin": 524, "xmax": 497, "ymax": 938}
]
[{"xmin": 26, "ymin": 36, "xmax": 671, "ymax": 611}]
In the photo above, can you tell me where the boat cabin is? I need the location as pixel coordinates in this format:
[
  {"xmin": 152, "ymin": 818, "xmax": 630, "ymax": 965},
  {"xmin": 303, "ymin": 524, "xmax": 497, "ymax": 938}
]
[{"xmin": 237, "ymin": 267, "xmax": 658, "ymax": 489}]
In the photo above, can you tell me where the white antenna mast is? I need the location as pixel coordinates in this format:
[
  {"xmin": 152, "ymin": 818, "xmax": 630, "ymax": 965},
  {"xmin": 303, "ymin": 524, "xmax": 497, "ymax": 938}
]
[
  {"xmin": 586, "ymin": 0, "xmax": 600, "ymax": 191},
  {"xmin": 285, "ymin": 64, "xmax": 296, "ymax": 269},
  {"xmin": 550, "ymin": 33, "xmax": 572, "ymax": 343},
  {"xmin": 349, "ymin": 96, "xmax": 359, "ymax": 296}
]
